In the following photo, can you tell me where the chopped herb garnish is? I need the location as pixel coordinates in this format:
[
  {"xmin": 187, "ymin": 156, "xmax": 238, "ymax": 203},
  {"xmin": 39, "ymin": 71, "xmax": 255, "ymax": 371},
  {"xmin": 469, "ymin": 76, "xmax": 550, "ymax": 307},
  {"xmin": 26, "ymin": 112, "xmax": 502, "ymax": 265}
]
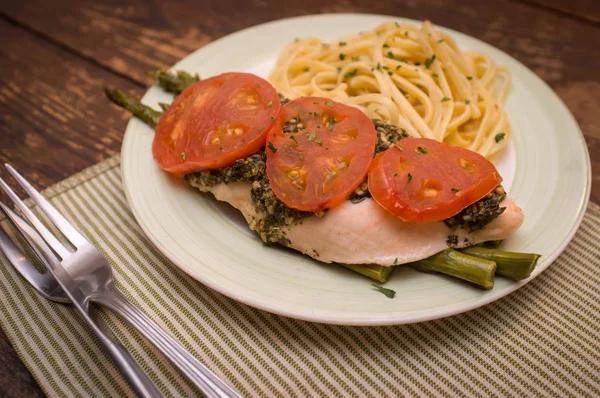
[
  {"xmin": 351, "ymin": 55, "xmax": 360, "ymax": 61},
  {"xmin": 388, "ymin": 51, "xmax": 394, "ymax": 59},
  {"xmin": 181, "ymin": 152, "xmax": 186, "ymax": 160},
  {"xmin": 395, "ymin": 22, "xmax": 400, "ymax": 27},
  {"xmin": 313, "ymin": 101, "xmax": 320, "ymax": 105},
  {"xmin": 495, "ymin": 132, "xmax": 506, "ymax": 143},
  {"xmin": 339, "ymin": 53, "xmax": 346, "ymax": 60},
  {"xmin": 432, "ymin": 73, "xmax": 439, "ymax": 77},
  {"xmin": 441, "ymin": 97, "xmax": 451, "ymax": 102},
  {"xmin": 415, "ymin": 62, "xmax": 421, "ymax": 66},
  {"xmin": 394, "ymin": 173, "xmax": 398, "ymax": 177},
  {"xmin": 396, "ymin": 65, "xmax": 402, "ymax": 70},
  {"xmin": 267, "ymin": 142, "xmax": 277, "ymax": 153},
  {"xmin": 257, "ymin": 126, "xmax": 264, "ymax": 132},
  {"xmin": 415, "ymin": 146, "xmax": 428, "ymax": 154},
  {"xmin": 271, "ymin": 116, "xmax": 276, "ymax": 122},
  {"xmin": 451, "ymin": 187, "xmax": 460, "ymax": 192},
  {"xmin": 376, "ymin": 62, "xmax": 382, "ymax": 70},
  {"xmin": 325, "ymin": 101, "xmax": 334, "ymax": 107},
  {"xmin": 425, "ymin": 54, "xmax": 436, "ymax": 69},
  {"xmin": 393, "ymin": 257, "xmax": 399, "ymax": 265},
  {"xmin": 388, "ymin": 71, "xmax": 393, "ymax": 76},
  {"xmin": 337, "ymin": 67, "xmax": 342, "ymax": 73},
  {"xmin": 466, "ymin": 76, "xmax": 473, "ymax": 80},
  {"xmin": 290, "ymin": 135, "xmax": 298, "ymax": 143},
  {"xmin": 308, "ymin": 131, "xmax": 317, "ymax": 141},
  {"xmin": 344, "ymin": 69, "xmax": 358, "ymax": 79},
  {"xmin": 255, "ymin": 83, "xmax": 260, "ymax": 88},
  {"xmin": 465, "ymin": 100, "xmax": 471, "ymax": 105},
  {"xmin": 383, "ymin": 43, "xmax": 390, "ymax": 48},
  {"xmin": 327, "ymin": 119, "xmax": 336, "ymax": 130},
  {"xmin": 267, "ymin": 101, "xmax": 273, "ymax": 108},
  {"xmin": 339, "ymin": 41, "xmax": 347, "ymax": 46},
  {"xmin": 394, "ymin": 145, "xmax": 403, "ymax": 151},
  {"xmin": 405, "ymin": 31, "xmax": 409, "ymax": 36},
  {"xmin": 372, "ymin": 284, "xmax": 396, "ymax": 299},
  {"xmin": 407, "ymin": 173, "xmax": 412, "ymax": 182},
  {"xmin": 316, "ymin": 140, "xmax": 323, "ymax": 145},
  {"xmin": 438, "ymin": 39, "xmax": 444, "ymax": 43},
  {"xmin": 304, "ymin": 67, "xmax": 310, "ymax": 72}
]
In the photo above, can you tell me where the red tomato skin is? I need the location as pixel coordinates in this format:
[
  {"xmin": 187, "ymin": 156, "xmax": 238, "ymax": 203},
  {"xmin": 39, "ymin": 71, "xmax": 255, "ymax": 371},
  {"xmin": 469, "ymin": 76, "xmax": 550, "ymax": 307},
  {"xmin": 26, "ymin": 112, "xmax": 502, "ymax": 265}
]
[
  {"xmin": 153, "ymin": 72, "xmax": 281, "ymax": 177},
  {"xmin": 368, "ymin": 138, "xmax": 502, "ymax": 223},
  {"xmin": 266, "ymin": 96, "xmax": 377, "ymax": 212}
]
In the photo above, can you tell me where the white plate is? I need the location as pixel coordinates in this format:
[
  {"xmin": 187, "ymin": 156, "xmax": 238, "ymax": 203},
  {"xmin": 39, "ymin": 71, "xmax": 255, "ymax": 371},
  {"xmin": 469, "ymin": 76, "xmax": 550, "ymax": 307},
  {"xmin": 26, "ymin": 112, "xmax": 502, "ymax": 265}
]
[{"xmin": 120, "ymin": 14, "xmax": 591, "ymax": 325}]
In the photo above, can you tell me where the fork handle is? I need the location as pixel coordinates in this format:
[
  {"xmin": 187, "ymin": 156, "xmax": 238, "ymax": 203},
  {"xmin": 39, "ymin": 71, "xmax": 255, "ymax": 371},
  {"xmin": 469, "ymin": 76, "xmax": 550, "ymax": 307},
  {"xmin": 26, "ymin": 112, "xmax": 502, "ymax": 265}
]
[
  {"xmin": 95, "ymin": 332, "xmax": 164, "ymax": 398},
  {"xmin": 95, "ymin": 287, "xmax": 241, "ymax": 398}
]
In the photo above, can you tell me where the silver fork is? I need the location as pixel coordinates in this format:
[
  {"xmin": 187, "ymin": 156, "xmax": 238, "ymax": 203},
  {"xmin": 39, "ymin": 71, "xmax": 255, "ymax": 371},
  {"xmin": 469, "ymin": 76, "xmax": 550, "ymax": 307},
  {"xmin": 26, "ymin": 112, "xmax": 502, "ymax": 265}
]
[
  {"xmin": 0, "ymin": 165, "xmax": 242, "ymax": 398},
  {"xmin": 0, "ymin": 208, "xmax": 163, "ymax": 398}
]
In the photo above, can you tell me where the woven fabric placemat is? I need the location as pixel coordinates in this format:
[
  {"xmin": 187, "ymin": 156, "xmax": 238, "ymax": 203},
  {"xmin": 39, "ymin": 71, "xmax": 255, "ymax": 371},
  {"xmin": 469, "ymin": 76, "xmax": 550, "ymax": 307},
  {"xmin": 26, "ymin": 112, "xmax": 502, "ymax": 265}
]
[{"xmin": 0, "ymin": 155, "xmax": 598, "ymax": 398}]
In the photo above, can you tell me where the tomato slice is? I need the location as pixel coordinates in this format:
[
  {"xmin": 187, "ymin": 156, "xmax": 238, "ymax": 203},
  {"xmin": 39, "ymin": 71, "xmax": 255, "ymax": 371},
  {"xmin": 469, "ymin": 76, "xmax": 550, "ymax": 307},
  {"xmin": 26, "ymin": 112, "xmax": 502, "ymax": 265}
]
[
  {"xmin": 266, "ymin": 96, "xmax": 377, "ymax": 212},
  {"xmin": 368, "ymin": 138, "xmax": 502, "ymax": 222},
  {"xmin": 153, "ymin": 72, "xmax": 281, "ymax": 177}
]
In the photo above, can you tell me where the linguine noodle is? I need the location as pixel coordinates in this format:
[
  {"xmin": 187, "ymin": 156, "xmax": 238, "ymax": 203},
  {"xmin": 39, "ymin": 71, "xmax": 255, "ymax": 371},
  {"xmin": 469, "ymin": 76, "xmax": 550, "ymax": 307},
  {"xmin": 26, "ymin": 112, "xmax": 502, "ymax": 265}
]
[{"xmin": 269, "ymin": 20, "xmax": 511, "ymax": 158}]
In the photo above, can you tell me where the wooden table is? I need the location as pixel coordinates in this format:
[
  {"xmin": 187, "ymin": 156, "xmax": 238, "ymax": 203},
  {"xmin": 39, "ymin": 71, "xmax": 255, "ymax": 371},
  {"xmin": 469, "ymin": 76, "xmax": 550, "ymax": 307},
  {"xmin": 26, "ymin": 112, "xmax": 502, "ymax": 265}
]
[{"xmin": 0, "ymin": 0, "xmax": 598, "ymax": 395}]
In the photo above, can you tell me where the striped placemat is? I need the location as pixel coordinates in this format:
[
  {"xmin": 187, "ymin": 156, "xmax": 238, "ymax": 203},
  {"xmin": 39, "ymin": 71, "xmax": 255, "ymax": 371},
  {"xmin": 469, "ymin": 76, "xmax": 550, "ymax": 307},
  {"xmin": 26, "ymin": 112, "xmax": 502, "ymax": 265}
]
[{"xmin": 0, "ymin": 155, "xmax": 598, "ymax": 398}]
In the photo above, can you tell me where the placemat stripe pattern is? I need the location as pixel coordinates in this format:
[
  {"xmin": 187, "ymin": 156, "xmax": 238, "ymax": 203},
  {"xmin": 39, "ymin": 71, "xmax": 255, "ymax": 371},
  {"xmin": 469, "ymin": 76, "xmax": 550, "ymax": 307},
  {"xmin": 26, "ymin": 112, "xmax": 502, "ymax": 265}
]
[{"xmin": 0, "ymin": 155, "xmax": 598, "ymax": 398}]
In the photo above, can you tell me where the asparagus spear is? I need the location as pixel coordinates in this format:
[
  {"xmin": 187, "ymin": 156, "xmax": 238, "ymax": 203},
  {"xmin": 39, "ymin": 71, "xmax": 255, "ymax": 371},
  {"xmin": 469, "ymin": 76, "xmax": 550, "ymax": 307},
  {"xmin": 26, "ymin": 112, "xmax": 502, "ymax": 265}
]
[
  {"xmin": 104, "ymin": 88, "xmax": 162, "ymax": 128},
  {"xmin": 461, "ymin": 247, "xmax": 540, "ymax": 280},
  {"xmin": 146, "ymin": 70, "xmax": 200, "ymax": 94},
  {"xmin": 408, "ymin": 249, "xmax": 496, "ymax": 289},
  {"xmin": 337, "ymin": 263, "xmax": 394, "ymax": 283}
]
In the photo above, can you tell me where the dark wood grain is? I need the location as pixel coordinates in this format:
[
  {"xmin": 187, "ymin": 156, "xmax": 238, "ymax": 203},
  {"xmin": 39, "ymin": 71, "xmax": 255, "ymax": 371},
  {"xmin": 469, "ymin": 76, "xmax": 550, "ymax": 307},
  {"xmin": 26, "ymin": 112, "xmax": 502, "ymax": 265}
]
[
  {"xmin": 0, "ymin": 19, "xmax": 142, "ymax": 196},
  {"xmin": 3, "ymin": 0, "xmax": 600, "ymax": 203},
  {"xmin": 518, "ymin": 0, "xmax": 600, "ymax": 23},
  {"xmin": 0, "ymin": 1, "xmax": 599, "ymax": 396}
]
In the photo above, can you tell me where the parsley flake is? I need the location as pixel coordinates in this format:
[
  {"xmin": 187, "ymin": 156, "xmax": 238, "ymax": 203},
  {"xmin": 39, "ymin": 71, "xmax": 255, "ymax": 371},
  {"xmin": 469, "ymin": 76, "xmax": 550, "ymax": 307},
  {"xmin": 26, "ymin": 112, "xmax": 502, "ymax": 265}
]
[
  {"xmin": 180, "ymin": 152, "xmax": 186, "ymax": 160},
  {"xmin": 396, "ymin": 65, "xmax": 402, "ymax": 70},
  {"xmin": 495, "ymin": 132, "xmax": 506, "ymax": 143},
  {"xmin": 316, "ymin": 140, "xmax": 323, "ymax": 145},
  {"xmin": 255, "ymin": 83, "xmax": 260, "ymax": 88},
  {"xmin": 407, "ymin": 173, "xmax": 412, "ymax": 182},
  {"xmin": 432, "ymin": 73, "xmax": 439, "ymax": 77},
  {"xmin": 351, "ymin": 55, "xmax": 360, "ymax": 61},
  {"xmin": 425, "ymin": 54, "xmax": 436, "ymax": 69},
  {"xmin": 394, "ymin": 145, "xmax": 403, "ymax": 151},
  {"xmin": 394, "ymin": 173, "xmax": 398, "ymax": 177},
  {"xmin": 393, "ymin": 258, "xmax": 398, "ymax": 265},
  {"xmin": 267, "ymin": 101, "xmax": 273, "ymax": 108},
  {"xmin": 327, "ymin": 119, "xmax": 336, "ymax": 130},
  {"xmin": 451, "ymin": 187, "xmax": 460, "ymax": 193},
  {"xmin": 383, "ymin": 43, "xmax": 390, "ymax": 48},
  {"xmin": 438, "ymin": 39, "xmax": 444, "ymax": 43},
  {"xmin": 376, "ymin": 62, "xmax": 382, "ymax": 70},
  {"xmin": 344, "ymin": 69, "xmax": 358, "ymax": 79},
  {"xmin": 388, "ymin": 51, "xmax": 394, "ymax": 59},
  {"xmin": 339, "ymin": 53, "xmax": 346, "ymax": 61},
  {"xmin": 441, "ymin": 97, "xmax": 451, "ymax": 102},
  {"xmin": 313, "ymin": 101, "xmax": 320, "ymax": 105},
  {"xmin": 325, "ymin": 101, "xmax": 334, "ymax": 107},
  {"xmin": 372, "ymin": 284, "xmax": 396, "ymax": 299},
  {"xmin": 257, "ymin": 126, "xmax": 264, "ymax": 131},
  {"xmin": 290, "ymin": 135, "xmax": 298, "ymax": 143},
  {"xmin": 308, "ymin": 131, "xmax": 317, "ymax": 141},
  {"xmin": 415, "ymin": 146, "xmax": 428, "ymax": 154},
  {"xmin": 303, "ymin": 67, "xmax": 310, "ymax": 72},
  {"xmin": 271, "ymin": 116, "xmax": 276, "ymax": 123},
  {"xmin": 267, "ymin": 142, "xmax": 277, "ymax": 153},
  {"xmin": 339, "ymin": 41, "xmax": 347, "ymax": 46},
  {"xmin": 466, "ymin": 76, "xmax": 473, "ymax": 80}
]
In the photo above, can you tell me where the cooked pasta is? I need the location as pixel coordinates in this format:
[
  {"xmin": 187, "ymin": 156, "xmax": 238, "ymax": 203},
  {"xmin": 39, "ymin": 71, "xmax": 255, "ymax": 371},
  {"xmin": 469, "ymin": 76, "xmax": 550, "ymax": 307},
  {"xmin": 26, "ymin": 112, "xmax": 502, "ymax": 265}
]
[{"xmin": 269, "ymin": 20, "xmax": 511, "ymax": 158}]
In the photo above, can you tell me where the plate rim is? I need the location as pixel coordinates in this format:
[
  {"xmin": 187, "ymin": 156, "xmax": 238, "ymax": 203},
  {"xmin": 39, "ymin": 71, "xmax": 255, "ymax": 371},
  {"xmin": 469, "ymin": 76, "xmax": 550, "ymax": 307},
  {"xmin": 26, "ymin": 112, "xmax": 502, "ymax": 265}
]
[{"xmin": 120, "ymin": 12, "xmax": 592, "ymax": 325}]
